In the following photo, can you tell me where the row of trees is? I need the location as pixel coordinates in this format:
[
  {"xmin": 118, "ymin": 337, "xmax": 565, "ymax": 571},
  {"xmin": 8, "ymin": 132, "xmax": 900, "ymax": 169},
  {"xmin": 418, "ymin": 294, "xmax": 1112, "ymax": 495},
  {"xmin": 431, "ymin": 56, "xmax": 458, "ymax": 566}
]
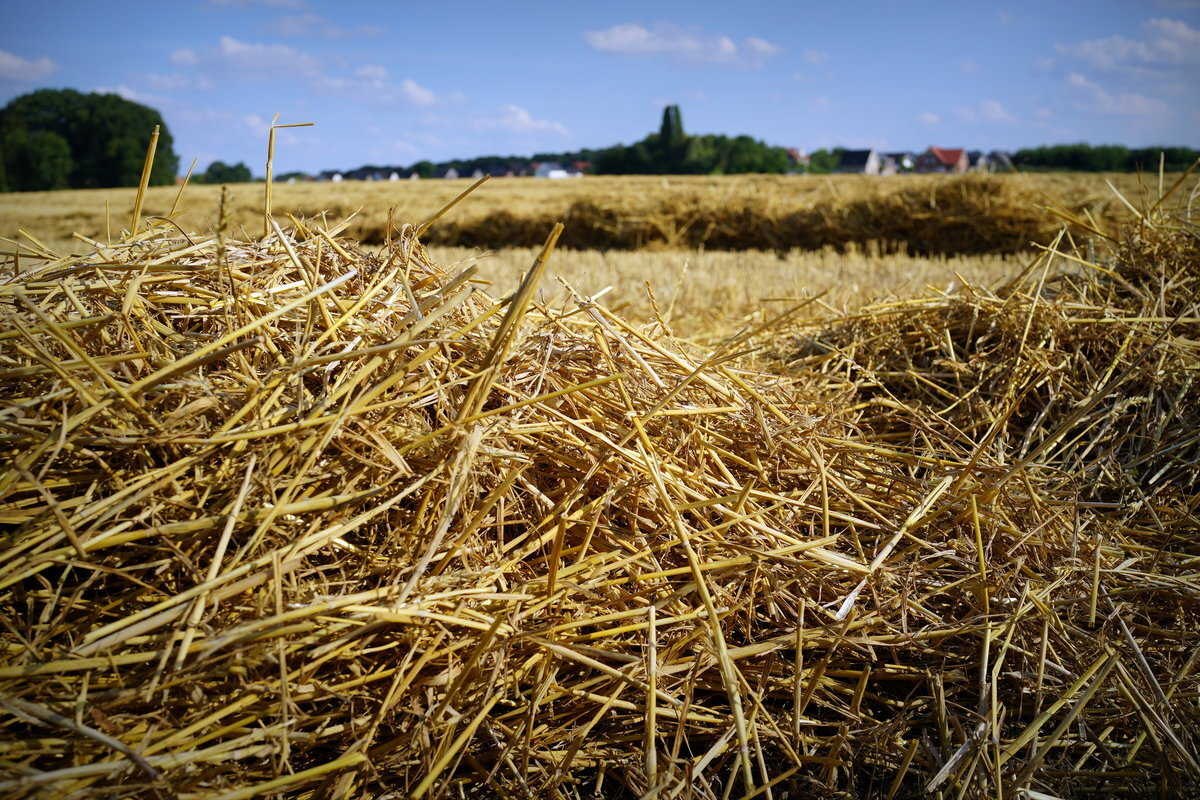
[
  {"xmin": 1012, "ymin": 144, "xmax": 1199, "ymax": 172},
  {"xmin": 0, "ymin": 89, "xmax": 180, "ymax": 192}
]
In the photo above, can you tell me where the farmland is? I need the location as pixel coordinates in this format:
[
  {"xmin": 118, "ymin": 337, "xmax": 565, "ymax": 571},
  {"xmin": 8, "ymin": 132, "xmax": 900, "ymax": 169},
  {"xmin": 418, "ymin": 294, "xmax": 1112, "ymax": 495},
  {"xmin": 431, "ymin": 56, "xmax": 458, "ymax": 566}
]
[
  {"xmin": 0, "ymin": 171, "xmax": 1148, "ymax": 336},
  {"xmin": 2, "ymin": 169, "xmax": 1198, "ymax": 798}
]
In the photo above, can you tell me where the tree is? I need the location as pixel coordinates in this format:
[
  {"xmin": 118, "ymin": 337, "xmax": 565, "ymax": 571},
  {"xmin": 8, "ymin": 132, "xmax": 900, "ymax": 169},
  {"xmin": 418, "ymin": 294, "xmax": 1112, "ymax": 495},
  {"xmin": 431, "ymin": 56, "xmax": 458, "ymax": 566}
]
[
  {"xmin": 1, "ymin": 129, "xmax": 73, "ymax": 191},
  {"xmin": 201, "ymin": 161, "xmax": 253, "ymax": 184},
  {"xmin": 593, "ymin": 108, "xmax": 792, "ymax": 175},
  {"xmin": 0, "ymin": 89, "xmax": 180, "ymax": 191}
]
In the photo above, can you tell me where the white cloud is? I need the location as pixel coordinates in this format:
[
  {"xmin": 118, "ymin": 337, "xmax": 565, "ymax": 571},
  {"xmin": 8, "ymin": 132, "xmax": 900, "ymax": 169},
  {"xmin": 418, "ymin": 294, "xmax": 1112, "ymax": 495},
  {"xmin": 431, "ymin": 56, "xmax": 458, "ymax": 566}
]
[
  {"xmin": 91, "ymin": 85, "xmax": 169, "ymax": 106},
  {"xmin": 265, "ymin": 13, "xmax": 384, "ymax": 38},
  {"xmin": 1067, "ymin": 72, "xmax": 1170, "ymax": 116},
  {"xmin": 1056, "ymin": 18, "xmax": 1200, "ymax": 71},
  {"xmin": 475, "ymin": 105, "xmax": 569, "ymax": 137},
  {"xmin": 312, "ymin": 72, "xmax": 450, "ymax": 108},
  {"xmin": 140, "ymin": 72, "xmax": 215, "ymax": 92},
  {"xmin": 400, "ymin": 78, "xmax": 436, "ymax": 106},
  {"xmin": 0, "ymin": 50, "xmax": 58, "ymax": 82},
  {"xmin": 583, "ymin": 23, "xmax": 782, "ymax": 68},
  {"xmin": 918, "ymin": 112, "xmax": 940, "ymax": 125},
  {"xmin": 170, "ymin": 38, "xmax": 321, "ymax": 79},
  {"xmin": 209, "ymin": 0, "xmax": 304, "ymax": 7},
  {"xmin": 801, "ymin": 49, "xmax": 830, "ymax": 66},
  {"xmin": 170, "ymin": 48, "xmax": 199, "ymax": 66},
  {"xmin": 979, "ymin": 100, "xmax": 1016, "ymax": 123},
  {"xmin": 355, "ymin": 64, "xmax": 388, "ymax": 81},
  {"xmin": 216, "ymin": 35, "xmax": 321, "ymax": 76}
]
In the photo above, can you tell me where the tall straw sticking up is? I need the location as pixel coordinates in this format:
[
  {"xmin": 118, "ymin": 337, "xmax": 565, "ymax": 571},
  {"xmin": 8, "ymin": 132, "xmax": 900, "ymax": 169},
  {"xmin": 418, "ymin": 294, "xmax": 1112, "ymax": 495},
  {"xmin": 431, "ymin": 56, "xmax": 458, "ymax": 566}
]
[
  {"xmin": 129, "ymin": 125, "xmax": 158, "ymax": 236},
  {"xmin": 0, "ymin": 162, "xmax": 1197, "ymax": 799}
]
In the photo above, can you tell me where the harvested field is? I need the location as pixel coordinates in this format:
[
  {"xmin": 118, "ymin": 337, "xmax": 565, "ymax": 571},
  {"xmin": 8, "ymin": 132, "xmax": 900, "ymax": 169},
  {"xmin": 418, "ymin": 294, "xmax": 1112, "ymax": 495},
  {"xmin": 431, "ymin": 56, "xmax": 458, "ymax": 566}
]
[
  {"xmin": 1, "ymin": 169, "xmax": 1198, "ymax": 799},
  {"xmin": 430, "ymin": 245, "xmax": 1020, "ymax": 339},
  {"xmin": 0, "ymin": 172, "xmax": 1154, "ymax": 257}
]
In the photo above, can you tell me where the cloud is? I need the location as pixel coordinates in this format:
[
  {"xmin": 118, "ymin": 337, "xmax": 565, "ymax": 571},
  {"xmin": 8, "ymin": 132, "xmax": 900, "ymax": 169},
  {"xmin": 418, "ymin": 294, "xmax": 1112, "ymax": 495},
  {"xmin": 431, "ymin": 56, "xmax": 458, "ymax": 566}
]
[
  {"xmin": 979, "ymin": 100, "xmax": 1016, "ymax": 123},
  {"xmin": 801, "ymin": 49, "xmax": 830, "ymax": 66},
  {"xmin": 140, "ymin": 72, "xmax": 215, "ymax": 92},
  {"xmin": 265, "ymin": 12, "xmax": 384, "ymax": 38},
  {"xmin": 918, "ymin": 112, "xmax": 940, "ymax": 125},
  {"xmin": 209, "ymin": 0, "xmax": 305, "ymax": 7},
  {"xmin": 1056, "ymin": 18, "xmax": 1200, "ymax": 71},
  {"xmin": 0, "ymin": 50, "xmax": 58, "ymax": 82},
  {"xmin": 474, "ymin": 105, "xmax": 569, "ymax": 137},
  {"xmin": 1067, "ymin": 72, "xmax": 1170, "ymax": 116},
  {"xmin": 91, "ymin": 85, "xmax": 169, "ymax": 106},
  {"xmin": 170, "ymin": 49, "xmax": 199, "ymax": 66},
  {"xmin": 355, "ymin": 65, "xmax": 387, "ymax": 81},
  {"xmin": 400, "ymin": 78, "xmax": 436, "ymax": 106},
  {"xmin": 311, "ymin": 72, "xmax": 448, "ymax": 108},
  {"xmin": 583, "ymin": 23, "xmax": 782, "ymax": 68},
  {"xmin": 172, "ymin": 36, "xmax": 321, "ymax": 79}
]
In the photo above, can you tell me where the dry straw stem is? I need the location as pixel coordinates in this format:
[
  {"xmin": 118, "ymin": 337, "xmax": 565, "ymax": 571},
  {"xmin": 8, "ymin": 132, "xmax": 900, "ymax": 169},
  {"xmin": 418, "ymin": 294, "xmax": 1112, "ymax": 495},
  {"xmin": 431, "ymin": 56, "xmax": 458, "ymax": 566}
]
[{"xmin": 1, "ymin": 169, "xmax": 1198, "ymax": 799}]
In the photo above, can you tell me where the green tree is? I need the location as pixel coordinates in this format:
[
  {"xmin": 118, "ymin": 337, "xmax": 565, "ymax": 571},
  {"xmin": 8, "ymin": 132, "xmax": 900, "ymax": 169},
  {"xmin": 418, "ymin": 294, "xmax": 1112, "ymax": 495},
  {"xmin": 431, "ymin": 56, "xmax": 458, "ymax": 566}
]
[
  {"xmin": 201, "ymin": 161, "xmax": 253, "ymax": 184},
  {"xmin": 1, "ymin": 129, "xmax": 74, "ymax": 190},
  {"xmin": 0, "ymin": 88, "xmax": 180, "ymax": 191},
  {"xmin": 806, "ymin": 149, "xmax": 839, "ymax": 174},
  {"xmin": 409, "ymin": 160, "xmax": 435, "ymax": 178}
]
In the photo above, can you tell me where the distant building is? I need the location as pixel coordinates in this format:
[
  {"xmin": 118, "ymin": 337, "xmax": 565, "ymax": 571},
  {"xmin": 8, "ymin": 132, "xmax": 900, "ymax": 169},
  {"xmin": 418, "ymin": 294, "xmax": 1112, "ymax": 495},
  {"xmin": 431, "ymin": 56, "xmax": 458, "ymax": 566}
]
[
  {"xmin": 915, "ymin": 147, "xmax": 969, "ymax": 174},
  {"xmin": 988, "ymin": 150, "xmax": 1015, "ymax": 172},
  {"xmin": 884, "ymin": 152, "xmax": 916, "ymax": 172},
  {"xmin": 967, "ymin": 151, "xmax": 989, "ymax": 172},
  {"xmin": 331, "ymin": 173, "xmax": 343, "ymax": 183},
  {"xmin": 834, "ymin": 149, "xmax": 882, "ymax": 175},
  {"xmin": 534, "ymin": 161, "xmax": 583, "ymax": 179},
  {"xmin": 389, "ymin": 172, "xmax": 401, "ymax": 181},
  {"xmin": 437, "ymin": 166, "xmax": 460, "ymax": 179}
]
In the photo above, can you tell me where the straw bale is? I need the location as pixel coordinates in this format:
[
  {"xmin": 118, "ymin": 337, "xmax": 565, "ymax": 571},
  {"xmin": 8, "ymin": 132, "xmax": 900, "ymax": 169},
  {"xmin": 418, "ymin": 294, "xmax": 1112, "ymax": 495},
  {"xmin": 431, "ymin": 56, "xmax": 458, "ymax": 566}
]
[{"xmin": 1, "ymin": 175, "xmax": 1197, "ymax": 799}]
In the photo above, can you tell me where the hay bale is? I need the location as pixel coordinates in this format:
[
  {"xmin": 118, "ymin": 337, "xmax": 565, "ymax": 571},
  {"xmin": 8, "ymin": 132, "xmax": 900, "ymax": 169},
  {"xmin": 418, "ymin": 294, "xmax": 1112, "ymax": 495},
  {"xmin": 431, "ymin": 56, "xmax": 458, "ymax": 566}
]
[{"xmin": 1, "ymin": 175, "xmax": 1197, "ymax": 799}]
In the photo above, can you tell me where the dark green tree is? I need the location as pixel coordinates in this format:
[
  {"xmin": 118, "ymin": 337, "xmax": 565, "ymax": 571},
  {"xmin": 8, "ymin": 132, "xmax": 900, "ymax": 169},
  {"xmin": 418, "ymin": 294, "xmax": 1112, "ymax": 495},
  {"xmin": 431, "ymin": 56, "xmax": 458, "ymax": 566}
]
[
  {"xmin": 201, "ymin": 161, "xmax": 253, "ymax": 184},
  {"xmin": 1, "ymin": 129, "xmax": 73, "ymax": 190},
  {"xmin": 409, "ymin": 160, "xmax": 435, "ymax": 178},
  {"xmin": 0, "ymin": 88, "xmax": 180, "ymax": 191}
]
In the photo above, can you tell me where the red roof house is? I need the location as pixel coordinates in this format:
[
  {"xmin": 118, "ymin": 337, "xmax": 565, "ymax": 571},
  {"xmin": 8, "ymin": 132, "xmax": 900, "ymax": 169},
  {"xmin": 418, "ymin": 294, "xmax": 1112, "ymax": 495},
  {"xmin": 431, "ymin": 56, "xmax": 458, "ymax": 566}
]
[{"xmin": 915, "ymin": 147, "xmax": 969, "ymax": 174}]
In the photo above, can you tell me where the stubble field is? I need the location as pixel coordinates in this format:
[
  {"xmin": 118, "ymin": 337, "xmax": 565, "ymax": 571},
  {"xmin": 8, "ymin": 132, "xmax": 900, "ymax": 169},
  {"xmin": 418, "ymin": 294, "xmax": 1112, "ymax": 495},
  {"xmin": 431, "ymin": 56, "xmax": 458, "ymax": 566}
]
[{"xmin": 0, "ymin": 172, "xmax": 1150, "ymax": 337}]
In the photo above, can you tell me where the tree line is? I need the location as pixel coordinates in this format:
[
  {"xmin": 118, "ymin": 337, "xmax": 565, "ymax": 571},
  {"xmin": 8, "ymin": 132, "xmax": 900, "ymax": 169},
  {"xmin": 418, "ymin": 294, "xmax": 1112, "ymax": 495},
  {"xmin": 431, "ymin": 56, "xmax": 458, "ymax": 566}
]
[{"xmin": 1013, "ymin": 143, "xmax": 1198, "ymax": 172}]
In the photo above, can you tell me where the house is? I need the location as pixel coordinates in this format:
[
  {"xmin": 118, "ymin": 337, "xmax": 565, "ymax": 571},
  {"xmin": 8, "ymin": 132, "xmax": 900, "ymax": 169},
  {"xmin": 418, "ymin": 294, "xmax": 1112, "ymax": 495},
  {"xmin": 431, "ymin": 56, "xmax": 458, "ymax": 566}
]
[
  {"xmin": 915, "ymin": 147, "xmax": 969, "ymax": 174},
  {"xmin": 885, "ymin": 152, "xmax": 917, "ymax": 172},
  {"xmin": 834, "ymin": 149, "xmax": 882, "ymax": 175},
  {"xmin": 389, "ymin": 172, "xmax": 401, "ymax": 181},
  {"xmin": 988, "ymin": 150, "xmax": 1015, "ymax": 172},
  {"xmin": 534, "ymin": 161, "xmax": 566, "ymax": 178},
  {"xmin": 436, "ymin": 166, "xmax": 460, "ymax": 179},
  {"xmin": 967, "ymin": 151, "xmax": 989, "ymax": 172}
]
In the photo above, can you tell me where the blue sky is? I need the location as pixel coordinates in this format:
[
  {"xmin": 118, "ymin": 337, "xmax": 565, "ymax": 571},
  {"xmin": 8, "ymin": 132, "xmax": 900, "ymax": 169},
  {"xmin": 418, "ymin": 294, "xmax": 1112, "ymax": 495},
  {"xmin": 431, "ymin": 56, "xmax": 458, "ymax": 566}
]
[{"xmin": 2, "ymin": 1, "xmax": 1197, "ymax": 175}]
